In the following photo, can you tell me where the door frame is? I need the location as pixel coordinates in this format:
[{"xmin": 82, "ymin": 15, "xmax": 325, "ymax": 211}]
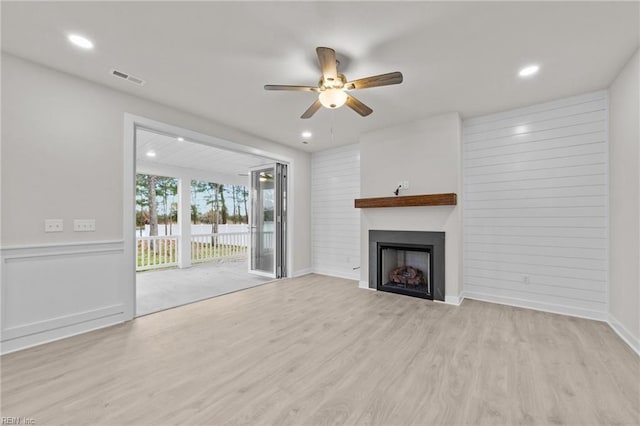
[
  {"xmin": 247, "ymin": 163, "xmax": 287, "ymax": 279},
  {"xmin": 123, "ymin": 113, "xmax": 294, "ymax": 320},
  {"xmin": 248, "ymin": 164, "xmax": 276, "ymax": 278}
]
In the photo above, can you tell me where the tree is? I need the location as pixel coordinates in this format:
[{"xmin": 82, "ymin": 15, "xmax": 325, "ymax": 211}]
[
  {"xmin": 155, "ymin": 177, "xmax": 177, "ymax": 235},
  {"xmin": 190, "ymin": 204, "xmax": 199, "ymax": 223},
  {"xmin": 135, "ymin": 174, "xmax": 149, "ymax": 236},
  {"xmin": 203, "ymin": 182, "xmax": 221, "ymax": 243},
  {"xmin": 228, "ymin": 185, "xmax": 247, "ymax": 224},
  {"xmin": 170, "ymin": 201, "xmax": 178, "ymax": 226},
  {"xmin": 230, "ymin": 185, "xmax": 239, "ymax": 223},
  {"xmin": 191, "ymin": 180, "xmax": 208, "ymax": 224},
  {"xmin": 148, "ymin": 175, "xmax": 158, "ymax": 248},
  {"xmin": 219, "ymin": 184, "xmax": 228, "ymax": 224},
  {"xmin": 238, "ymin": 186, "xmax": 249, "ymax": 223}
]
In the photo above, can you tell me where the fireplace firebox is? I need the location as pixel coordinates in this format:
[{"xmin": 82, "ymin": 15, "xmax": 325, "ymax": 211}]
[
  {"xmin": 369, "ymin": 230, "xmax": 445, "ymax": 301},
  {"xmin": 378, "ymin": 244, "xmax": 432, "ymax": 299}
]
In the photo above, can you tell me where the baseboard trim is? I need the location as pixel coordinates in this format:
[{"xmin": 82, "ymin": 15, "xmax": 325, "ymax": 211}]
[
  {"xmin": 359, "ymin": 280, "xmax": 376, "ymax": 291},
  {"xmin": 608, "ymin": 314, "xmax": 640, "ymax": 356},
  {"xmin": 464, "ymin": 291, "xmax": 608, "ymax": 322},
  {"xmin": 312, "ymin": 268, "xmax": 359, "ymax": 281},
  {"xmin": 442, "ymin": 294, "xmax": 464, "ymax": 306},
  {"xmin": 292, "ymin": 268, "xmax": 313, "ymax": 278},
  {"xmin": 451, "ymin": 292, "xmax": 638, "ymax": 355},
  {"xmin": 1, "ymin": 312, "xmax": 126, "ymax": 355},
  {"xmin": 2, "ymin": 304, "xmax": 125, "ymax": 341}
]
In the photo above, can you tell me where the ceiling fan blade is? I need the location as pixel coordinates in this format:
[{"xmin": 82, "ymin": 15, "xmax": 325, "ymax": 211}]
[
  {"xmin": 316, "ymin": 47, "xmax": 338, "ymax": 80},
  {"xmin": 345, "ymin": 94, "xmax": 373, "ymax": 117},
  {"xmin": 345, "ymin": 71, "xmax": 403, "ymax": 90},
  {"xmin": 264, "ymin": 84, "xmax": 319, "ymax": 92},
  {"xmin": 301, "ymin": 99, "xmax": 323, "ymax": 119}
]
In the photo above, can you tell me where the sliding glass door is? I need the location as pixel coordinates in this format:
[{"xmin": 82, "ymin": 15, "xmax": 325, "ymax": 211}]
[{"xmin": 249, "ymin": 163, "xmax": 287, "ymax": 278}]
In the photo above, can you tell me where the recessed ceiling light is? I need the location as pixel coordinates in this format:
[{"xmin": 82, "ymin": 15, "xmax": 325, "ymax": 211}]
[
  {"xmin": 301, "ymin": 131, "xmax": 312, "ymax": 138},
  {"xmin": 67, "ymin": 34, "xmax": 94, "ymax": 49},
  {"xmin": 146, "ymin": 151, "xmax": 156, "ymax": 157},
  {"xmin": 301, "ymin": 141, "xmax": 309, "ymax": 144},
  {"xmin": 519, "ymin": 64, "xmax": 540, "ymax": 78},
  {"xmin": 177, "ymin": 137, "xmax": 184, "ymax": 141}
]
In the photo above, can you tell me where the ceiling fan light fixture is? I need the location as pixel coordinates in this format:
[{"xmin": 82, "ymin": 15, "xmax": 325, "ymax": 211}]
[
  {"xmin": 319, "ymin": 88, "xmax": 347, "ymax": 109},
  {"xmin": 264, "ymin": 47, "xmax": 403, "ymax": 118}
]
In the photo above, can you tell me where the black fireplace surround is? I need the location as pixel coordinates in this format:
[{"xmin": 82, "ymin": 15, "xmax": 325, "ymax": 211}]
[{"xmin": 369, "ymin": 230, "xmax": 445, "ymax": 301}]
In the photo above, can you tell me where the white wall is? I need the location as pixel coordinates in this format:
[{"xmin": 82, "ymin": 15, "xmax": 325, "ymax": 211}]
[
  {"xmin": 359, "ymin": 113, "xmax": 463, "ymax": 301},
  {"xmin": 311, "ymin": 144, "xmax": 360, "ymax": 280},
  {"xmin": 609, "ymin": 49, "xmax": 640, "ymax": 352},
  {"xmin": 0, "ymin": 53, "xmax": 311, "ymax": 353},
  {"xmin": 462, "ymin": 91, "xmax": 609, "ymax": 320}
]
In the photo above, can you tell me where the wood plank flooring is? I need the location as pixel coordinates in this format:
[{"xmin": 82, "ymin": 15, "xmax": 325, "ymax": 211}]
[{"xmin": 2, "ymin": 274, "xmax": 639, "ymax": 425}]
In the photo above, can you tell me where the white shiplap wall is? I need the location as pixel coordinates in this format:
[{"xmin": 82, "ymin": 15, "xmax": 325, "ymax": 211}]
[
  {"xmin": 462, "ymin": 91, "xmax": 608, "ymax": 320},
  {"xmin": 311, "ymin": 144, "xmax": 360, "ymax": 280}
]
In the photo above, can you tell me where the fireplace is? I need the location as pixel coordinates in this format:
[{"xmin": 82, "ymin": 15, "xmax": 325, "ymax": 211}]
[
  {"xmin": 369, "ymin": 230, "xmax": 445, "ymax": 301},
  {"xmin": 379, "ymin": 244, "xmax": 432, "ymax": 299}
]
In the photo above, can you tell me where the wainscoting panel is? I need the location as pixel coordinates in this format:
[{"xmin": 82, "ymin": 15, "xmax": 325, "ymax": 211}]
[
  {"xmin": 462, "ymin": 91, "xmax": 609, "ymax": 320},
  {"xmin": 1, "ymin": 241, "xmax": 127, "ymax": 353},
  {"xmin": 311, "ymin": 144, "xmax": 360, "ymax": 280}
]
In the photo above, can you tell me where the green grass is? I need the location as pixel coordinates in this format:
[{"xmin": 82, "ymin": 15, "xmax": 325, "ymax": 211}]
[
  {"xmin": 137, "ymin": 241, "xmax": 177, "ymax": 268},
  {"xmin": 191, "ymin": 242, "xmax": 247, "ymax": 262},
  {"xmin": 137, "ymin": 240, "xmax": 247, "ymax": 269}
]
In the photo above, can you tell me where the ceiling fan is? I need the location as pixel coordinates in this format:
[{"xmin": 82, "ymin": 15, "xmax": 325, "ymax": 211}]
[{"xmin": 264, "ymin": 47, "xmax": 403, "ymax": 119}]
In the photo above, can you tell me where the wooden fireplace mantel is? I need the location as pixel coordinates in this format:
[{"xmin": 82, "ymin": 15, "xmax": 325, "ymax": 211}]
[{"xmin": 354, "ymin": 193, "xmax": 457, "ymax": 208}]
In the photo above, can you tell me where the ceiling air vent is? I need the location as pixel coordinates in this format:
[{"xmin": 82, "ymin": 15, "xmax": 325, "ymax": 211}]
[{"xmin": 110, "ymin": 69, "xmax": 146, "ymax": 86}]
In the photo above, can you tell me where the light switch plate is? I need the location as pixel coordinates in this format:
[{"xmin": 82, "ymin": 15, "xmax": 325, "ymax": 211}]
[
  {"xmin": 74, "ymin": 219, "xmax": 96, "ymax": 232},
  {"xmin": 45, "ymin": 219, "xmax": 64, "ymax": 233}
]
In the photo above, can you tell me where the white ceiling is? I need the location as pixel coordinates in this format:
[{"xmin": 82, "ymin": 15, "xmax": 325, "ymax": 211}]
[
  {"xmin": 136, "ymin": 128, "xmax": 272, "ymax": 180},
  {"xmin": 2, "ymin": 2, "xmax": 638, "ymax": 152}
]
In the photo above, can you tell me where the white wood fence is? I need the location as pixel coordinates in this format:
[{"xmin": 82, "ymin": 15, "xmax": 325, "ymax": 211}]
[
  {"xmin": 137, "ymin": 236, "xmax": 179, "ymax": 271},
  {"xmin": 191, "ymin": 232, "xmax": 249, "ymax": 264},
  {"xmin": 136, "ymin": 232, "xmax": 253, "ymax": 271}
]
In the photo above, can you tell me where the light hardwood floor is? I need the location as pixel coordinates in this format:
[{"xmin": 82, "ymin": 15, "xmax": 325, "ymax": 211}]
[{"xmin": 2, "ymin": 274, "xmax": 639, "ymax": 425}]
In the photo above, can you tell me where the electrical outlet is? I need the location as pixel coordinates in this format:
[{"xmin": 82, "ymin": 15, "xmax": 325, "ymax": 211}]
[
  {"xmin": 74, "ymin": 219, "xmax": 96, "ymax": 232},
  {"xmin": 397, "ymin": 181, "xmax": 410, "ymax": 190},
  {"xmin": 45, "ymin": 219, "xmax": 63, "ymax": 233},
  {"xmin": 523, "ymin": 275, "xmax": 530, "ymax": 285}
]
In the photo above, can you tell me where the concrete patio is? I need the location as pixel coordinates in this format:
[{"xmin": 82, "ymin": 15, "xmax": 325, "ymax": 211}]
[{"xmin": 136, "ymin": 259, "xmax": 273, "ymax": 316}]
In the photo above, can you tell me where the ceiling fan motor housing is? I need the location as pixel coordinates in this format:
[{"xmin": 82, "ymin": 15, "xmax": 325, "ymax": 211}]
[{"xmin": 320, "ymin": 73, "xmax": 347, "ymax": 90}]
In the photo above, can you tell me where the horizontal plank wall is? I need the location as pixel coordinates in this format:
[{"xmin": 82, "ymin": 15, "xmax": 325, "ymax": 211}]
[
  {"xmin": 311, "ymin": 144, "xmax": 360, "ymax": 280},
  {"xmin": 462, "ymin": 91, "xmax": 608, "ymax": 320}
]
